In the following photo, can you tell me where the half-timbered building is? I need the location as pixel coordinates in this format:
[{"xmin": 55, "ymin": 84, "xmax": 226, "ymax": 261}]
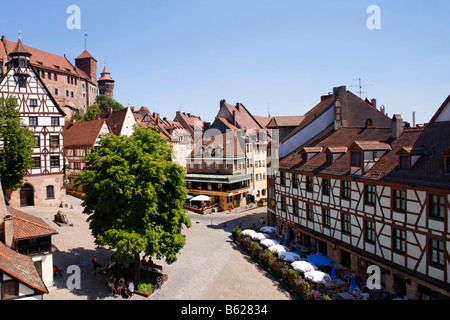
[
  {"xmin": 0, "ymin": 38, "xmax": 66, "ymax": 207},
  {"xmin": 63, "ymin": 118, "xmax": 111, "ymax": 191},
  {"xmin": 270, "ymin": 90, "xmax": 450, "ymax": 299}
]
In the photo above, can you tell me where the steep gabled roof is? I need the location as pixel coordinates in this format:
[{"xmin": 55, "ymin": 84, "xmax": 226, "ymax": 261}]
[
  {"xmin": 0, "ymin": 241, "xmax": 48, "ymax": 294},
  {"xmin": 64, "ymin": 119, "xmax": 110, "ymax": 148},
  {"xmin": 7, "ymin": 207, "xmax": 58, "ymax": 240}
]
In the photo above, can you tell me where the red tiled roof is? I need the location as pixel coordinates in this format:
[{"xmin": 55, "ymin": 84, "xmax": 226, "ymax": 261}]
[
  {"xmin": 64, "ymin": 119, "xmax": 109, "ymax": 148},
  {"xmin": 0, "ymin": 37, "xmax": 93, "ymax": 82},
  {"xmin": 96, "ymin": 108, "xmax": 129, "ymax": 136},
  {"xmin": 267, "ymin": 116, "xmax": 305, "ymax": 128},
  {"xmin": 7, "ymin": 207, "xmax": 58, "ymax": 240},
  {"xmin": 75, "ymin": 50, "xmax": 96, "ymax": 60},
  {"xmin": 0, "ymin": 242, "xmax": 48, "ymax": 294}
]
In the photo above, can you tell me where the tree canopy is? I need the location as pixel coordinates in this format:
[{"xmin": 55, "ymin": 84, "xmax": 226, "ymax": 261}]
[
  {"xmin": 95, "ymin": 94, "xmax": 123, "ymax": 112},
  {"xmin": 74, "ymin": 127, "xmax": 191, "ymax": 281},
  {"xmin": 0, "ymin": 97, "xmax": 34, "ymax": 198}
]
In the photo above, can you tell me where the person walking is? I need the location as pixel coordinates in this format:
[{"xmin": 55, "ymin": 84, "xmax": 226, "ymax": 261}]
[{"xmin": 92, "ymin": 254, "xmax": 102, "ymax": 274}]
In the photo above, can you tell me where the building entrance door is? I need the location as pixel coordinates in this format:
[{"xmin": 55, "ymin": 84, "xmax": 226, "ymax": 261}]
[{"xmin": 20, "ymin": 184, "xmax": 34, "ymax": 207}]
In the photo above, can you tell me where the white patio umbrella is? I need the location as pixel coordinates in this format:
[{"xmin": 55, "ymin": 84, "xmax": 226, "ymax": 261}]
[
  {"xmin": 190, "ymin": 195, "xmax": 211, "ymax": 202},
  {"xmin": 260, "ymin": 239, "xmax": 280, "ymax": 247},
  {"xmin": 242, "ymin": 229, "xmax": 256, "ymax": 237},
  {"xmin": 304, "ymin": 270, "xmax": 332, "ymax": 284},
  {"xmin": 251, "ymin": 232, "xmax": 270, "ymax": 241},
  {"xmin": 278, "ymin": 252, "xmax": 301, "ymax": 262},
  {"xmin": 260, "ymin": 226, "xmax": 276, "ymax": 233},
  {"xmin": 269, "ymin": 245, "xmax": 288, "ymax": 254},
  {"xmin": 291, "ymin": 260, "xmax": 318, "ymax": 273}
]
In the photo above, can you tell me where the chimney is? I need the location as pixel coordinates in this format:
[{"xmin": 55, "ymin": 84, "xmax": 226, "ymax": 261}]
[
  {"xmin": 232, "ymin": 110, "xmax": 237, "ymax": 126},
  {"xmin": 380, "ymin": 105, "xmax": 385, "ymax": 115},
  {"xmin": 0, "ymin": 181, "xmax": 13, "ymax": 248},
  {"xmin": 391, "ymin": 114, "xmax": 403, "ymax": 140},
  {"xmin": 236, "ymin": 103, "xmax": 241, "ymax": 111},
  {"xmin": 333, "ymin": 86, "xmax": 347, "ymax": 130}
]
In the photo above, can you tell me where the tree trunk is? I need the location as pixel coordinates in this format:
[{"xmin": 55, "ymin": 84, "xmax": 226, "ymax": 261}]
[{"xmin": 134, "ymin": 252, "xmax": 141, "ymax": 283}]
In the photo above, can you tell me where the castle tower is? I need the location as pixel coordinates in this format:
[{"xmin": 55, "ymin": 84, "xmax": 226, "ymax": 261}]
[
  {"xmin": 97, "ymin": 66, "xmax": 115, "ymax": 99},
  {"xmin": 75, "ymin": 50, "xmax": 97, "ymax": 82}
]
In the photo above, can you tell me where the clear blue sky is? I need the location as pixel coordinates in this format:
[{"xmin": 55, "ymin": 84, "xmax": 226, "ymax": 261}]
[{"xmin": 2, "ymin": 0, "xmax": 449, "ymax": 124}]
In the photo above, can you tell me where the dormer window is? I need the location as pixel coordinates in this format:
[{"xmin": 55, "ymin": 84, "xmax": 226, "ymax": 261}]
[
  {"xmin": 399, "ymin": 155, "xmax": 410, "ymax": 170},
  {"xmin": 396, "ymin": 146, "xmax": 424, "ymax": 171},
  {"xmin": 19, "ymin": 59, "xmax": 26, "ymax": 67},
  {"xmin": 324, "ymin": 147, "xmax": 347, "ymax": 164},
  {"xmin": 300, "ymin": 147, "xmax": 322, "ymax": 162},
  {"xmin": 349, "ymin": 141, "xmax": 391, "ymax": 175},
  {"xmin": 351, "ymin": 151, "xmax": 362, "ymax": 167},
  {"xmin": 442, "ymin": 148, "xmax": 450, "ymax": 173}
]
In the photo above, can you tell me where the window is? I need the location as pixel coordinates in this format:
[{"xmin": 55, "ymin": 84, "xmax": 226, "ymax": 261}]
[
  {"xmin": 322, "ymin": 208, "xmax": 331, "ymax": 227},
  {"xmin": 429, "ymin": 195, "xmax": 445, "ymax": 219},
  {"xmin": 50, "ymin": 156, "xmax": 60, "ymax": 168},
  {"xmin": 429, "ymin": 238, "xmax": 445, "ymax": 267},
  {"xmin": 341, "ymin": 180, "xmax": 351, "ymax": 199},
  {"xmin": 29, "ymin": 117, "xmax": 38, "ymax": 126},
  {"xmin": 29, "ymin": 99, "xmax": 38, "ymax": 107},
  {"xmin": 281, "ymin": 196, "xmax": 286, "ymax": 211},
  {"xmin": 280, "ymin": 171, "xmax": 286, "ymax": 185},
  {"xmin": 71, "ymin": 91, "xmax": 74, "ymax": 98},
  {"xmin": 66, "ymin": 90, "xmax": 69, "ymax": 97},
  {"xmin": 351, "ymin": 151, "xmax": 362, "ymax": 167},
  {"xmin": 19, "ymin": 59, "xmax": 26, "ymax": 67},
  {"xmin": 49, "ymin": 135, "xmax": 59, "ymax": 148},
  {"xmin": 365, "ymin": 220, "xmax": 376, "ymax": 243},
  {"xmin": 322, "ymin": 179, "xmax": 330, "ymax": 196},
  {"xmin": 399, "ymin": 156, "xmax": 410, "ymax": 170},
  {"xmin": 34, "ymin": 136, "xmax": 40, "ymax": 148},
  {"xmin": 54, "ymin": 73, "xmax": 57, "ymax": 81},
  {"xmin": 292, "ymin": 174, "xmax": 298, "ymax": 189},
  {"xmin": 293, "ymin": 200, "xmax": 299, "ymax": 216},
  {"xmin": 365, "ymin": 185, "xmax": 376, "ymax": 205},
  {"xmin": 306, "ymin": 176, "xmax": 314, "ymax": 192},
  {"xmin": 2, "ymin": 279, "xmax": 18, "ymax": 299},
  {"xmin": 341, "ymin": 212, "xmax": 351, "ymax": 234},
  {"xmin": 306, "ymin": 203, "xmax": 314, "ymax": 221},
  {"xmin": 393, "ymin": 228, "xmax": 406, "ymax": 254},
  {"xmin": 19, "ymin": 78, "xmax": 26, "ymax": 88},
  {"xmin": 51, "ymin": 117, "xmax": 59, "ymax": 126},
  {"xmin": 46, "ymin": 186, "xmax": 55, "ymax": 199},
  {"xmin": 197, "ymin": 163, "xmax": 202, "ymax": 170},
  {"xmin": 55, "ymin": 88, "xmax": 58, "ymax": 95},
  {"xmin": 48, "ymin": 72, "xmax": 51, "ymax": 79},
  {"xmin": 32, "ymin": 157, "xmax": 40, "ymax": 169},
  {"xmin": 42, "ymin": 71, "xmax": 45, "ymax": 78},
  {"xmin": 393, "ymin": 189, "xmax": 406, "ymax": 211},
  {"xmin": 67, "ymin": 76, "xmax": 70, "ymax": 84},
  {"xmin": 223, "ymin": 163, "xmax": 228, "ymax": 170}
]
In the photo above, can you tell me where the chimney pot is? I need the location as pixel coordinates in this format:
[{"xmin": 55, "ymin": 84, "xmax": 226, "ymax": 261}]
[{"xmin": 392, "ymin": 114, "xmax": 403, "ymax": 139}]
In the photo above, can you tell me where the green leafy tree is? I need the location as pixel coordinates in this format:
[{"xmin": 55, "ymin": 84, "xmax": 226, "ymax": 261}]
[
  {"xmin": 0, "ymin": 97, "xmax": 34, "ymax": 201},
  {"xmin": 95, "ymin": 94, "xmax": 123, "ymax": 112},
  {"xmin": 74, "ymin": 127, "xmax": 191, "ymax": 281},
  {"xmin": 82, "ymin": 104, "xmax": 102, "ymax": 122}
]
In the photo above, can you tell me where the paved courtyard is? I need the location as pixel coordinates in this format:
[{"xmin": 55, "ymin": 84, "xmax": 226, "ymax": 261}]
[{"xmin": 20, "ymin": 196, "xmax": 295, "ymax": 300}]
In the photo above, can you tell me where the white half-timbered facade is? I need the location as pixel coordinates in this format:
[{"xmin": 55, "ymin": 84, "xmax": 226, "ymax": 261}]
[
  {"xmin": 269, "ymin": 92, "xmax": 450, "ymax": 300},
  {"xmin": 0, "ymin": 38, "xmax": 66, "ymax": 207}
]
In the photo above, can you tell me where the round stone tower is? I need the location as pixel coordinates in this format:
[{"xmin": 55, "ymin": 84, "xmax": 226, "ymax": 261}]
[{"xmin": 97, "ymin": 66, "xmax": 115, "ymax": 99}]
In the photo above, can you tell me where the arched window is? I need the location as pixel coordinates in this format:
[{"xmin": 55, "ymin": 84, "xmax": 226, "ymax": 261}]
[{"xmin": 46, "ymin": 186, "xmax": 55, "ymax": 200}]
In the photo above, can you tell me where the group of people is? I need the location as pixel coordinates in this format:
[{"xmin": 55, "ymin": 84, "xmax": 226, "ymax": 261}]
[
  {"xmin": 108, "ymin": 275, "xmax": 135, "ymax": 298},
  {"xmin": 92, "ymin": 254, "xmax": 134, "ymax": 298}
]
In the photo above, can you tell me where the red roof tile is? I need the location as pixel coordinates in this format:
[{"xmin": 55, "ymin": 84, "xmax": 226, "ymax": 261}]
[{"xmin": 0, "ymin": 242, "xmax": 48, "ymax": 294}]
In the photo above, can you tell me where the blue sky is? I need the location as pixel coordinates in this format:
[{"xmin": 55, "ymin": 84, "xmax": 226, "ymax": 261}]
[{"xmin": 2, "ymin": 0, "xmax": 449, "ymax": 124}]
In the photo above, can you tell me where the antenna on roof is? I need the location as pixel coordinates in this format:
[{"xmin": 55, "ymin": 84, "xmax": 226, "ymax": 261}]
[{"xmin": 351, "ymin": 78, "xmax": 373, "ymax": 98}]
